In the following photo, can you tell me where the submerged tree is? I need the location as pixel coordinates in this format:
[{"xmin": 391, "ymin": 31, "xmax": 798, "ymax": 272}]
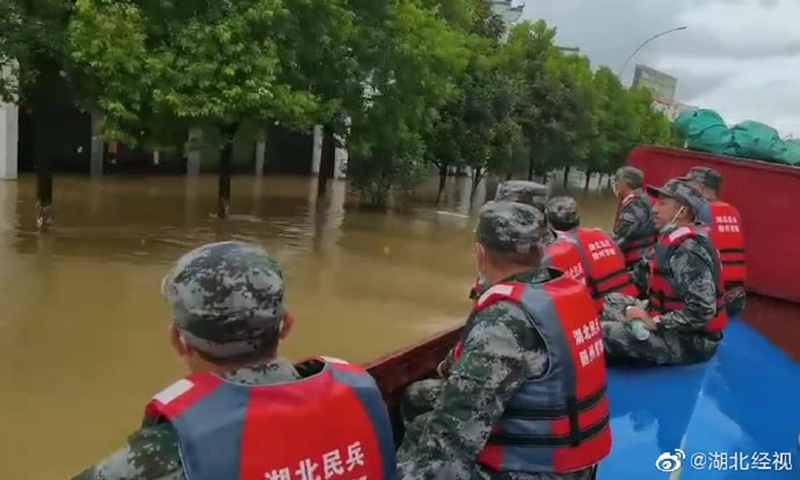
[
  {"xmin": 68, "ymin": 0, "xmax": 324, "ymax": 218},
  {"xmin": 1, "ymin": 0, "xmax": 72, "ymax": 231},
  {"xmin": 345, "ymin": 0, "xmax": 469, "ymax": 208}
]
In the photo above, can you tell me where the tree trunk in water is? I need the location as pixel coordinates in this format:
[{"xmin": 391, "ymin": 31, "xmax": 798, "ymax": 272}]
[
  {"xmin": 563, "ymin": 166, "xmax": 570, "ymax": 188},
  {"xmin": 217, "ymin": 123, "xmax": 239, "ymax": 219},
  {"xmin": 470, "ymin": 170, "xmax": 482, "ymax": 200},
  {"xmin": 36, "ymin": 155, "xmax": 53, "ymax": 232},
  {"xmin": 527, "ymin": 155, "xmax": 534, "ymax": 181},
  {"xmin": 584, "ymin": 170, "xmax": 593, "ymax": 191},
  {"xmin": 436, "ymin": 164, "xmax": 448, "ymax": 204},
  {"xmin": 317, "ymin": 123, "xmax": 336, "ymax": 195},
  {"xmin": 505, "ymin": 172, "xmax": 512, "ymax": 180}
]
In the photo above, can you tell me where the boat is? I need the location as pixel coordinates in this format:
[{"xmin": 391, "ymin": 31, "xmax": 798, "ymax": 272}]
[{"xmin": 365, "ymin": 146, "xmax": 800, "ymax": 478}]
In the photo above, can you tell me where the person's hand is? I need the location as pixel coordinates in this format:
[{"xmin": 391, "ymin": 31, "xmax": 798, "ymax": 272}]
[
  {"xmin": 625, "ymin": 306, "xmax": 658, "ymax": 330},
  {"xmin": 436, "ymin": 361, "xmax": 449, "ymax": 378}
]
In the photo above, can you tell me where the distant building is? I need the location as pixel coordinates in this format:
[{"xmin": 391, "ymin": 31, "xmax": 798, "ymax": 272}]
[
  {"xmin": 632, "ymin": 64, "xmax": 678, "ymax": 107},
  {"xmin": 651, "ymin": 101, "xmax": 698, "ymax": 121},
  {"xmin": 491, "ymin": 0, "xmax": 525, "ymax": 25},
  {"xmin": 667, "ymin": 102, "xmax": 698, "ymax": 121}
]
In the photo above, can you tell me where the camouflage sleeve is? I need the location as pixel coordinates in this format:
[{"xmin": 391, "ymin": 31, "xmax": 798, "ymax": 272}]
[
  {"xmin": 68, "ymin": 424, "xmax": 185, "ymax": 480},
  {"xmin": 612, "ymin": 201, "xmax": 647, "ymax": 244},
  {"xmin": 396, "ymin": 302, "xmax": 546, "ymax": 479},
  {"xmin": 630, "ymin": 254, "xmax": 651, "ymax": 296},
  {"xmin": 657, "ymin": 239, "xmax": 718, "ymax": 331}
]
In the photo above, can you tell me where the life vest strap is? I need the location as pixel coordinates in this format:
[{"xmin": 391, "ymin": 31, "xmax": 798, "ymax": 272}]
[
  {"xmin": 502, "ymin": 384, "xmax": 606, "ymax": 420},
  {"xmin": 719, "ymin": 247, "xmax": 745, "ymax": 254},
  {"xmin": 620, "ymin": 234, "xmax": 657, "ymax": 252},
  {"xmin": 586, "ymin": 269, "xmax": 630, "ymax": 288},
  {"xmin": 487, "ymin": 414, "xmax": 610, "ymax": 447}
]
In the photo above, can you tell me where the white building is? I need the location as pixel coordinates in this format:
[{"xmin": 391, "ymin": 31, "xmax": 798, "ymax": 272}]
[
  {"xmin": 491, "ymin": 0, "xmax": 525, "ymax": 24},
  {"xmin": 653, "ymin": 101, "xmax": 698, "ymax": 121},
  {"xmin": 0, "ymin": 63, "xmax": 18, "ymax": 180}
]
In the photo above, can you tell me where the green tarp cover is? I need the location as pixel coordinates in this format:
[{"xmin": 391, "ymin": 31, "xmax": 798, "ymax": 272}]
[{"xmin": 673, "ymin": 109, "xmax": 800, "ymax": 166}]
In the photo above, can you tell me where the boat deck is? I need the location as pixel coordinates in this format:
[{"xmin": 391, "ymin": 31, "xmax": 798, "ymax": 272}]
[{"xmin": 600, "ymin": 318, "xmax": 799, "ymax": 479}]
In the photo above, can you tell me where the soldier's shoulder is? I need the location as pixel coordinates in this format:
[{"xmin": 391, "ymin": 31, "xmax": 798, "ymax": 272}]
[
  {"xmin": 671, "ymin": 237, "xmax": 715, "ymax": 272},
  {"xmin": 469, "ymin": 300, "xmax": 538, "ymax": 349},
  {"xmin": 83, "ymin": 423, "xmax": 184, "ymax": 480},
  {"xmin": 630, "ymin": 195, "xmax": 652, "ymax": 209},
  {"xmin": 676, "ymin": 236, "xmax": 712, "ymax": 258}
]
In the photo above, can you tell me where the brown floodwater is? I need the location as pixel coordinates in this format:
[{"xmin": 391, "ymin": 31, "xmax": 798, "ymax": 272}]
[{"xmin": 0, "ymin": 173, "xmax": 616, "ymax": 479}]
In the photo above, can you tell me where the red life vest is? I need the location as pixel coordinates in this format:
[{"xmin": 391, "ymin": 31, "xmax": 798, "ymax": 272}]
[
  {"xmin": 543, "ymin": 236, "xmax": 588, "ymax": 285},
  {"xmin": 144, "ymin": 357, "xmax": 395, "ymax": 480},
  {"xmin": 705, "ymin": 201, "xmax": 746, "ymax": 289},
  {"xmin": 469, "ymin": 233, "xmax": 585, "ymax": 300},
  {"xmin": 648, "ymin": 225, "xmax": 728, "ymax": 332},
  {"xmin": 454, "ymin": 276, "xmax": 612, "ymax": 474},
  {"xmin": 560, "ymin": 227, "xmax": 638, "ymax": 311},
  {"xmin": 615, "ymin": 191, "xmax": 658, "ymax": 268}
]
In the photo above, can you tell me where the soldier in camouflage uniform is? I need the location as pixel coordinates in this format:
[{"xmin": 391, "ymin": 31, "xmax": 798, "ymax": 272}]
[
  {"xmin": 680, "ymin": 166, "xmax": 746, "ymax": 316},
  {"xmin": 404, "ymin": 182, "xmax": 558, "ymax": 425},
  {"xmin": 493, "ymin": 180, "xmax": 555, "ymax": 244},
  {"xmin": 602, "ymin": 179, "xmax": 725, "ymax": 366},
  {"xmin": 398, "ymin": 202, "xmax": 602, "ymax": 480},
  {"xmin": 70, "ymin": 242, "xmax": 394, "ymax": 480},
  {"xmin": 467, "ymin": 180, "xmax": 556, "ymax": 302},
  {"xmin": 611, "ymin": 166, "xmax": 658, "ymax": 270}
]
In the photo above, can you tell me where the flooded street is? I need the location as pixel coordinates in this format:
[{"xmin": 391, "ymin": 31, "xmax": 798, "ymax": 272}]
[{"xmin": 0, "ymin": 174, "xmax": 616, "ymax": 479}]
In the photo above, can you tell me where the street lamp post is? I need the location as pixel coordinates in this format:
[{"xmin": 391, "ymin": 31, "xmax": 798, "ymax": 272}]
[{"xmin": 617, "ymin": 26, "xmax": 687, "ymax": 79}]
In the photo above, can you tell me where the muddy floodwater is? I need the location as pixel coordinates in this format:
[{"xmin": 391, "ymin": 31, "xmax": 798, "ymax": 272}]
[{"xmin": 0, "ymin": 173, "xmax": 616, "ymax": 479}]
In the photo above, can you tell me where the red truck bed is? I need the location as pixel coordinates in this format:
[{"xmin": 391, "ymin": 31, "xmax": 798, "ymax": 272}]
[{"xmin": 628, "ymin": 145, "xmax": 800, "ymax": 303}]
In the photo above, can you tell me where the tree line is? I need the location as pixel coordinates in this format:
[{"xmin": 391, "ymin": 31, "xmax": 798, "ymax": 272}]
[{"xmin": 1, "ymin": 0, "xmax": 676, "ymax": 222}]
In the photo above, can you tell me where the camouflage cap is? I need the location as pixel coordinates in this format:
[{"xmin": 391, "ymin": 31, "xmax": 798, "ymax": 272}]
[
  {"xmin": 494, "ymin": 180, "xmax": 550, "ymax": 212},
  {"xmin": 614, "ymin": 166, "xmax": 644, "ymax": 189},
  {"xmin": 476, "ymin": 202, "xmax": 544, "ymax": 254},
  {"xmin": 680, "ymin": 166, "xmax": 722, "ymax": 192},
  {"xmin": 161, "ymin": 241, "xmax": 285, "ymax": 358},
  {"xmin": 646, "ymin": 179, "xmax": 705, "ymax": 216},
  {"xmin": 545, "ymin": 196, "xmax": 580, "ymax": 229}
]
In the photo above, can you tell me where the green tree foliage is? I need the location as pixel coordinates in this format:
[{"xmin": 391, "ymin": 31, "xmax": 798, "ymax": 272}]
[
  {"xmin": 423, "ymin": 13, "xmax": 675, "ymax": 199},
  {"xmin": 345, "ymin": 0, "xmax": 470, "ymax": 207},
  {"xmin": 68, "ymin": 0, "xmax": 333, "ymax": 217},
  {"xmin": 0, "ymin": 0, "xmax": 70, "ymax": 103},
  {"xmin": 9, "ymin": 0, "xmax": 677, "ymax": 215}
]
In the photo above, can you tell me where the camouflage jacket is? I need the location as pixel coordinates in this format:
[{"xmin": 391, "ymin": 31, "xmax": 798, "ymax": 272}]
[
  {"xmin": 633, "ymin": 235, "xmax": 721, "ymax": 331},
  {"xmin": 69, "ymin": 358, "xmax": 301, "ymax": 480},
  {"xmin": 398, "ymin": 268, "xmax": 597, "ymax": 480},
  {"xmin": 612, "ymin": 189, "xmax": 655, "ymax": 246}
]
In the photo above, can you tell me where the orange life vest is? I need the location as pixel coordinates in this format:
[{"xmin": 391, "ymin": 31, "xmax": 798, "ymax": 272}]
[
  {"xmin": 454, "ymin": 276, "xmax": 612, "ymax": 474},
  {"xmin": 144, "ymin": 357, "xmax": 395, "ymax": 480},
  {"xmin": 648, "ymin": 225, "xmax": 728, "ymax": 332},
  {"xmin": 615, "ymin": 191, "xmax": 657, "ymax": 268},
  {"xmin": 560, "ymin": 227, "xmax": 638, "ymax": 311},
  {"xmin": 543, "ymin": 235, "xmax": 588, "ymax": 285},
  {"xmin": 703, "ymin": 201, "xmax": 746, "ymax": 289}
]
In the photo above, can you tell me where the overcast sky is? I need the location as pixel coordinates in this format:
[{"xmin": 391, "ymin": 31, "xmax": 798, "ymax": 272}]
[{"xmin": 521, "ymin": 0, "xmax": 800, "ymax": 136}]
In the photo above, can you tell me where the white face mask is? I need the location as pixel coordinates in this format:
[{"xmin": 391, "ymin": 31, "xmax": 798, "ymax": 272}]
[
  {"xmin": 660, "ymin": 206, "xmax": 685, "ymax": 233},
  {"xmin": 475, "ymin": 243, "xmax": 488, "ymax": 284}
]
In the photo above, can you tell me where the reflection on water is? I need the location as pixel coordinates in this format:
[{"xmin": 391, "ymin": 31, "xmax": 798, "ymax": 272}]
[{"xmin": 0, "ymin": 173, "xmax": 616, "ymax": 479}]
